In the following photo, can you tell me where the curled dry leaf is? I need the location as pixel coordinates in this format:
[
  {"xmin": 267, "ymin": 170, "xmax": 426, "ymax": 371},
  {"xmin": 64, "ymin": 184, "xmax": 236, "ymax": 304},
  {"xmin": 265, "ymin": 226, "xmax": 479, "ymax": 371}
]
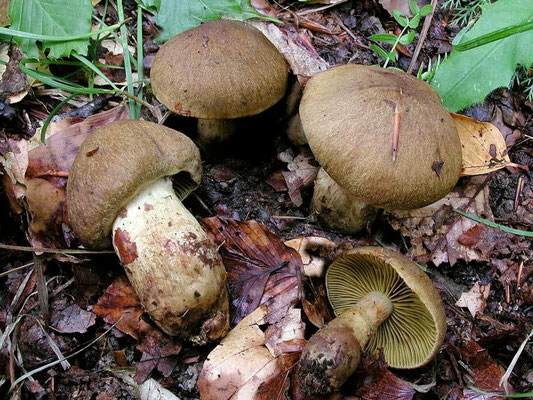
[
  {"xmin": 387, "ymin": 176, "xmax": 505, "ymax": 266},
  {"xmin": 248, "ymin": 21, "xmax": 329, "ymax": 83},
  {"xmin": 92, "ymin": 276, "xmax": 182, "ymax": 383},
  {"xmin": 451, "ymin": 113, "xmax": 511, "ymax": 176},
  {"xmin": 285, "ymin": 236, "xmax": 336, "ymax": 277},
  {"xmin": 455, "ymin": 282, "xmax": 491, "ymax": 318},
  {"xmin": 198, "ymin": 306, "xmax": 304, "ymax": 400},
  {"xmin": 276, "ymin": 150, "xmax": 319, "ymax": 207},
  {"xmin": 201, "ymin": 217, "xmax": 303, "ymax": 326}
]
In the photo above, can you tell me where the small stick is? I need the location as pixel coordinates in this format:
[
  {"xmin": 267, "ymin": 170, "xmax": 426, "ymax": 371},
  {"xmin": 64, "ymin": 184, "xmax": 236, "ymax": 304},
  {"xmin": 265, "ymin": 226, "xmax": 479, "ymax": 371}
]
[
  {"xmin": 514, "ymin": 175, "xmax": 525, "ymax": 211},
  {"xmin": 407, "ymin": 0, "xmax": 439, "ymax": 75},
  {"xmin": 392, "ymin": 89, "xmax": 402, "ymax": 162},
  {"xmin": 0, "ymin": 243, "xmax": 114, "ymax": 254}
]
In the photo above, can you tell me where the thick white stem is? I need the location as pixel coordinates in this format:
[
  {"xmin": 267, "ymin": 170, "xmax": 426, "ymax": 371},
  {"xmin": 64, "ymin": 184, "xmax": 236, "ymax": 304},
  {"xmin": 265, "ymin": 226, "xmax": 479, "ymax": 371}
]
[
  {"xmin": 112, "ymin": 178, "xmax": 229, "ymax": 343},
  {"xmin": 197, "ymin": 118, "xmax": 237, "ymax": 144}
]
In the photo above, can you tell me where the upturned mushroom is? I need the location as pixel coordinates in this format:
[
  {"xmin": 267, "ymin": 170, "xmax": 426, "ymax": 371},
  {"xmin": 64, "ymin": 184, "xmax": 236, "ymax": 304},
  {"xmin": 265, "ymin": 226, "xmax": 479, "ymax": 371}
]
[
  {"xmin": 151, "ymin": 20, "xmax": 288, "ymax": 144},
  {"xmin": 67, "ymin": 120, "xmax": 229, "ymax": 344},
  {"xmin": 300, "ymin": 65, "xmax": 462, "ymax": 233},
  {"xmin": 298, "ymin": 246, "xmax": 446, "ymax": 394}
]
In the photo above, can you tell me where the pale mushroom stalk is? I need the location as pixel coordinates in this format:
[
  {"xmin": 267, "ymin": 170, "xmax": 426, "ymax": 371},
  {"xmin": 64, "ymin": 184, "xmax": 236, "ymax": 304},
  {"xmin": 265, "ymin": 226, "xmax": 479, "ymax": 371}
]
[
  {"xmin": 299, "ymin": 247, "xmax": 446, "ymax": 395},
  {"xmin": 197, "ymin": 119, "xmax": 237, "ymax": 144},
  {"xmin": 112, "ymin": 177, "xmax": 228, "ymax": 343},
  {"xmin": 312, "ymin": 168, "xmax": 376, "ymax": 233}
]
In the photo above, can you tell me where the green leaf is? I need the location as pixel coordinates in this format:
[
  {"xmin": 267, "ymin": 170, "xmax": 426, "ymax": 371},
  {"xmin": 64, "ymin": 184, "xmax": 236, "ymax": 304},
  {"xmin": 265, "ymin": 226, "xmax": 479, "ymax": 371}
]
[
  {"xmin": 8, "ymin": 0, "xmax": 92, "ymax": 58},
  {"xmin": 399, "ymin": 30, "xmax": 415, "ymax": 45},
  {"xmin": 409, "ymin": 0, "xmax": 419, "ymax": 15},
  {"xmin": 431, "ymin": 0, "xmax": 533, "ymax": 112},
  {"xmin": 419, "ymin": 4, "xmax": 433, "ymax": 17},
  {"xmin": 453, "ymin": 209, "xmax": 533, "ymax": 237},
  {"xmin": 392, "ymin": 10, "xmax": 409, "ymax": 27},
  {"xmin": 371, "ymin": 43, "xmax": 390, "ymax": 61},
  {"xmin": 409, "ymin": 14, "xmax": 421, "ymax": 28},
  {"xmin": 135, "ymin": 0, "xmax": 160, "ymax": 13},
  {"xmin": 155, "ymin": 0, "xmax": 278, "ymax": 42},
  {"xmin": 370, "ymin": 33, "xmax": 398, "ymax": 44}
]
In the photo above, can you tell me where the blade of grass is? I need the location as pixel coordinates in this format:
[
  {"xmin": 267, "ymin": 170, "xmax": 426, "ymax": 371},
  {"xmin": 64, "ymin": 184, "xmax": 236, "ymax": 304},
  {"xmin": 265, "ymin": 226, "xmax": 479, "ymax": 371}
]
[
  {"xmin": 0, "ymin": 22, "xmax": 124, "ymax": 42},
  {"xmin": 40, "ymin": 93, "xmax": 77, "ymax": 142},
  {"xmin": 72, "ymin": 52, "xmax": 119, "ymax": 90},
  {"xmin": 467, "ymin": 386, "xmax": 533, "ymax": 398},
  {"xmin": 455, "ymin": 19, "xmax": 533, "ymax": 51},
  {"xmin": 452, "ymin": 209, "xmax": 533, "ymax": 237},
  {"xmin": 136, "ymin": 5, "xmax": 144, "ymax": 118},
  {"xmin": 117, "ymin": 0, "xmax": 137, "ymax": 119}
]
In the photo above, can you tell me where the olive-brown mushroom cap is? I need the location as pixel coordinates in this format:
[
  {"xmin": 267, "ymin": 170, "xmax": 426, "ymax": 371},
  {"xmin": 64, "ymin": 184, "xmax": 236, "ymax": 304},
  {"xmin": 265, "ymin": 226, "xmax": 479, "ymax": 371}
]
[
  {"xmin": 67, "ymin": 120, "xmax": 202, "ymax": 249},
  {"xmin": 300, "ymin": 64, "xmax": 462, "ymax": 210},
  {"xmin": 326, "ymin": 246, "xmax": 446, "ymax": 369},
  {"xmin": 151, "ymin": 20, "xmax": 288, "ymax": 119}
]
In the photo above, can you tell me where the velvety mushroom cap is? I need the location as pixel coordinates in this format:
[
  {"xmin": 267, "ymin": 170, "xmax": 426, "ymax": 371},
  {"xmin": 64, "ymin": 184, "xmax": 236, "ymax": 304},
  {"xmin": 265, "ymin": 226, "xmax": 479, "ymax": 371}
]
[
  {"xmin": 326, "ymin": 246, "xmax": 446, "ymax": 369},
  {"xmin": 300, "ymin": 64, "xmax": 462, "ymax": 210},
  {"xmin": 67, "ymin": 120, "xmax": 202, "ymax": 249},
  {"xmin": 151, "ymin": 20, "xmax": 288, "ymax": 119}
]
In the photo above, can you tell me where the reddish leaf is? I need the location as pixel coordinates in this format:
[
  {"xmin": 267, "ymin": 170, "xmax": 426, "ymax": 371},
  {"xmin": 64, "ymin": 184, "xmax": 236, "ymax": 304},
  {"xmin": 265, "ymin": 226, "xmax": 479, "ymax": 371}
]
[
  {"xmin": 92, "ymin": 276, "xmax": 181, "ymax": 383},
  {"xmin": 301, "ymin": 280, "xmax": 333, "ymax": 329},
  {"xmin": 201, "ymin": 217, "xmax": 303, "ymax": 326},
  {"xmin": 256, "ymin": 352, "xmax": 301, "ymax": 400}
]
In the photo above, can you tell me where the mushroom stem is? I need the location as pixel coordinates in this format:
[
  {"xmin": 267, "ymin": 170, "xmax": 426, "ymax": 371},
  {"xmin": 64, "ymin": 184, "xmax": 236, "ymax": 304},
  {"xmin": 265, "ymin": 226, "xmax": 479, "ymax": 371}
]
[
  {"xmin": 298, "ymin": 291, "xmax": 392, "ymax": 394},
  {"xmin": 112, "ymin": 177, "xmax": 229, "ymax": 344},
  {"xmin": 312, "ymin": 168, "xmax": 377, "ymax": 234},
  {"xmin": 197, "ymin": 118, "xmax": 237, "ymax": 144}
]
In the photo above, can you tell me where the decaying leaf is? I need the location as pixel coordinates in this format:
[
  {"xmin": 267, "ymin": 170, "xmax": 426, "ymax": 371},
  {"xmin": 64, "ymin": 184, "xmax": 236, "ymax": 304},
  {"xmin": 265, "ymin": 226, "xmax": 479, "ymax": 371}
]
[
  {"xmin": 50, "ymin": 302, "xmax": 96, "ymax": 334},
  {"xmin": 301, "ymin": 280, "xmax": 333, "ymax": 329},
  {"xmin": 249, "ymin": 21, "xmax": 329, "ymax": 83},
  {"xmin": 456, "ymin": 282, "xmax": 491, "ymax": 318},
  {"xmin": 378, "ymin": 0, "xmax": 415, "ymax": 17},
  {"xmin": 264, "ymin": 307, "xmax": 306, "ymax": 357},
  {"xmin": 452, "ymin": 113, "xmax": 511, "ymax": 176},
  {"xmin": 198, "ymin": 306, "xmax": 304, "ymax": 400},
  {"xmin": 352, "ymin": 353, "xmax": 435, "ymax": 400},
  {"xmin": 275, "ymin": 150, "xmax": 319, "ymax": 207},
  {"xmin": 285, "ymin": 236, "xmax": 336, "ymax": 277},
  {"xmin": 201, "ymin": 217, "xmax": 303, "ymax": 326},
  {"xmin": 387, "ymin": 176, "xmax": 509, "ymax": 266},
  {"xmin": 92, "ymin": 276, "xmax": 182, "ymax": 383}
]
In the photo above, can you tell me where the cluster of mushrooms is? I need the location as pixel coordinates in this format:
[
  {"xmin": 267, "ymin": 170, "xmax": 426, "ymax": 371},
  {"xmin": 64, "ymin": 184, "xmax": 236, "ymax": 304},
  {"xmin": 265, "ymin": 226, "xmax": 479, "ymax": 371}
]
[{"xmin": 66, "ymin": 19, "xmax": 461, "ymax": 396}]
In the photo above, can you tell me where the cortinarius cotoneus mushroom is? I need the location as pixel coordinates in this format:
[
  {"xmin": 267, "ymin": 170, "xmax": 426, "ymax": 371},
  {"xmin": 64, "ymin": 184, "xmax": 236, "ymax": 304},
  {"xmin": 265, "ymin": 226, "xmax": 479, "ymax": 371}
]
[
  {"xmin": 151, "ymin": 20, "xmax": 288, "ymax": 144},
  {"xmin": 299, "ymin": 246, "xmax": 446, "ymax": 394},
  {"xmin": 67, "ymin": 120, "xmax": 229, "ymax": 344},
  {"xmin": 300, "ymin": 65, "xmax": 462, "ymax": 233}
]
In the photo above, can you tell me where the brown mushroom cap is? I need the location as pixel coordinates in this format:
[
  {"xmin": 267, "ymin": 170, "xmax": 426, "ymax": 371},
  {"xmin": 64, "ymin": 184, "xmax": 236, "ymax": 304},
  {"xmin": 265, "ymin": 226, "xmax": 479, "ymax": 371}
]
[
  {"xmin": 300, "ymin": 64, "xmax": 462, "ymax": 210},
  {"xmin": 67, "ymin": 120, "xmax": 202, "ymax": 249},
  {"xmin": 326, "ymin": 246, "xmax": 446, "ymax": 369},
  {"xmin": 151, "ymin": 20, "xmax": 288, "ymax": 119}
]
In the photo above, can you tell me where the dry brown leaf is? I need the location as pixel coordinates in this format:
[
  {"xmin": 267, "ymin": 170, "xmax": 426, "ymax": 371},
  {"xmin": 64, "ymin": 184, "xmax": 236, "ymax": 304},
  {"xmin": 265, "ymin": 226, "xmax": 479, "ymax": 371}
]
[
  {"xmin": 201, "ymin": 217, "xmax": 303, "ymax": 326},
  {"xmin": 92, "ymin": 276, "xmax": 182, "ymax": 383},
  {"xmin": 378, "ymin": 0, "xmax": 415, "ymax": 16},
  {"xmin": 264, "ymin": 307, "xmax": 306, "ymax": 357},
  {"xmin": 285, "ymin": 236, "xmax": 336, "ymax": 277},
  {"xmin": 198, "ymin": 306, "xmax": 303, "ymax": 400},
  {"xmin": 452, "ymin": 113, "xmax": 511, "ymax": 176},
  {"xmin": 248, "ymin": 21, "xmax": 329, "ymax": 83},
  {"xmin": 50, "ymin": 303, "xmax": 96, "ymax": 334},
  {"xmin": 277, "ymin": 150, "xmax": 319, "ymax": 207},
  {"xmin": 456, "ymin": 282, "xmax": 491, "ymax": 318},
  {"xmin": 387, "ymin": 176, "xmax": 506, "ymax": 266}
]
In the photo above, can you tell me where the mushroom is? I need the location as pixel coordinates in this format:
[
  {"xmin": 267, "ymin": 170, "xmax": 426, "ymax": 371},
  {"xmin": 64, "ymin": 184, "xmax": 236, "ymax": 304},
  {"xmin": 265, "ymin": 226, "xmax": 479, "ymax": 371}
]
[
  {"xmin": 66, "ymin": 120, "xmax": 229, "ymax": 344},
  {"xmin": 299, "ymin": 64, "xmax": 462, "ymax": 233},
  {"xmin": 298, "ymin": 246, "xmax": 446, "ymax": 394},
  {"xmin": 151, "ymin": 20, "xmax": 288, "ymax": 145}
]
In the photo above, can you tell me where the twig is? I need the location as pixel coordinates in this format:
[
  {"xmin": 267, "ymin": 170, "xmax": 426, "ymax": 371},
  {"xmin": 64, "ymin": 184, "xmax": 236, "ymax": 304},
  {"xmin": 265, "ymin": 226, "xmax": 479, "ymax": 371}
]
[
  {"xmin": 407, "ymin": 0, "xmax": 439, "ymax": 75},
  {"xmin": 514, "ymin": 175, "xmax": 525, "ymax": 211},
  {"xmin": 332, "ymin": 12, "xmax": 371, "ymax": 50},
  {"xmin": 296, "ymin": 3, "xmax": 341, "ymax": 16},
  {"xmin": 0, "ymin": 243, "xmax": 114, "ymax": 254},
  {"xmin": 34, "ymin": 255, "xmax": 49, "ymax": 328},
  {"xmin": 0, "ymin": 262, "xmax": 34, "ymax": 278},
  {"xmin": 392, "ymin": 89, "xmax": 402, "ymax": 162}
]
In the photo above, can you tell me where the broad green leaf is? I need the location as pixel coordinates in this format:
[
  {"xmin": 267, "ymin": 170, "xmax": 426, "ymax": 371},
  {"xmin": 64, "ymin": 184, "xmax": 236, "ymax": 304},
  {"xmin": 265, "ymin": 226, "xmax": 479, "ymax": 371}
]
[
  {"xmin": 409, "ymin": 14, "xmax": 420, "ymax": 28},
  {"xmin": 399, "ymin": 30, "xmax": 415, "ymax": 45},
  {"xmin": 371, "ymin": 44, "xmax": 389, "ymax": 61},
  {"xmin": 409, "ymin": 0, "xmax": 419, "ymax": 15},
  {"xmin": 419, "ymin": 4, "xmax": 433, "ymax": 17},
  {"xmin": 392, "ymin": 10, "xmax": 409, "ymax": 27},
  {"xmin": 155, "ymin": 0, "xmax": 276, "ymax": 42},
  {"xmin": 370, "ymin": 33, "xmax": 398, "ymax": 44},
  {"xmin": 8, "ymin": 0, "xmax": 92, "ymax": 58},
  {"xmin": 431, "ymin": 0, "xmax": 533, "ymax": 112}
]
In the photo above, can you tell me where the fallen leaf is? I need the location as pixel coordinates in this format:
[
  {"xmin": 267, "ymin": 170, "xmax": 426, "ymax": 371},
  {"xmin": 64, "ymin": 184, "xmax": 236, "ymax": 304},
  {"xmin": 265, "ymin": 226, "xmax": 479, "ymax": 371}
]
[
  {"xmin": 51, "ymin": 303, "xmax": 96, "ymax": 334},
  {"xmin": 249, "ymin": 21, "xmax": 329, "ymax": 83},
  {"xmin": 301, "ymin": 280, "xmax": 333, "ymax": 329},
  {"xmin": 201, "ymin": 217, "xmax": 303, "ymax": 326},
  {"xmin": 0, "ymin": 0, "xmax": 9, "ymax": 26},
  {"xmin": 451, "ymin": 113, "xmax": 511, "ymax": 176},
  {"xmin": 352, "ymin": 353, "xmax": 435, "ymax": 400},
  {"xmin": 264, "ymin": 307, "xmax": 306, "ymax": 357},
  {"xmin": 457, "ymin": 340, "xmax": 509, "ymax": 399},
  {"xmin": 285, "ymin": 236, "xmax": 336, "ymax": 277},
  {"xmin": 378, "ymin": 0, "xmax": 417, "ymax": 17},
  {"xmin": 387, "ymin": 176, "xmax": 506, "ymax": 266},
  {"xmin": 277, "ymin": 150, "xmax": 319, "ymax": 207},
  {"xmin": 92, "ymin": 276, "xmax": 182, "ymax": 383},
  {"xmin": 456, "ymin": 282, "xmax": 491, "ymax": 318},
  {"xmin": 198, "ymin": 306, "xmax": 303, "ymax": 400}
]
